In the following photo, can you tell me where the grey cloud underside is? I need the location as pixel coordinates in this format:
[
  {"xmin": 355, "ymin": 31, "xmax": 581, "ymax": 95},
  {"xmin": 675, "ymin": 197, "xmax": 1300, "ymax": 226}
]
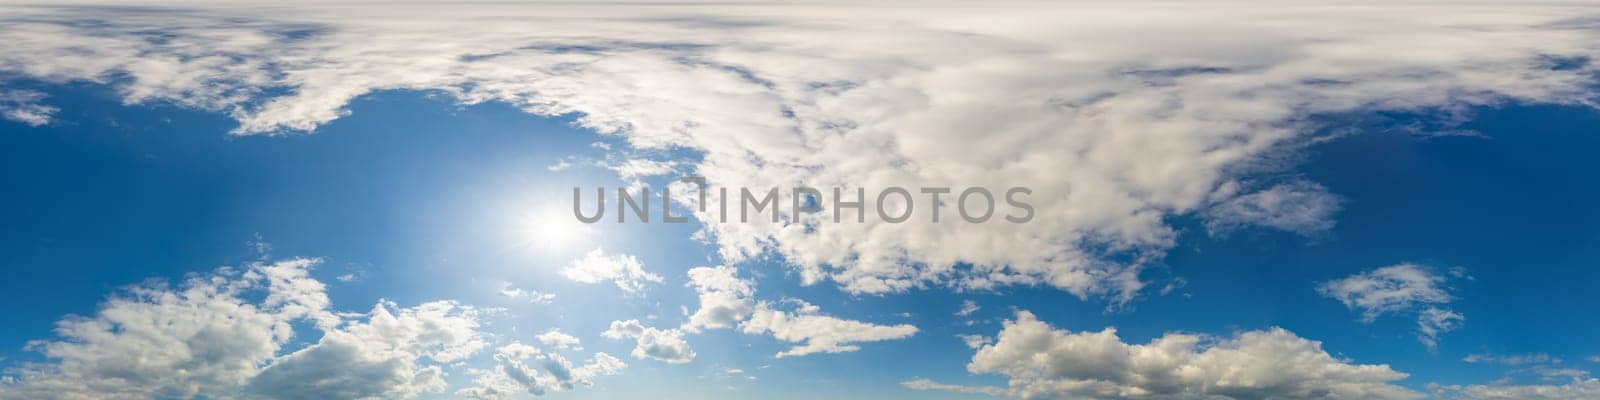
[{"xmin": 4, "ymin": 2, "xmax": 1597, "ymax": 304}]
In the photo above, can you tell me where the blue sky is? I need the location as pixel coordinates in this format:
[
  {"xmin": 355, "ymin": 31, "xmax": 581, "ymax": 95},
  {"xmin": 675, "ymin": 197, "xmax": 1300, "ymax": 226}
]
[{"xmin": 2, "ymin": 3, "xmax": 1600, "ymax": 400}]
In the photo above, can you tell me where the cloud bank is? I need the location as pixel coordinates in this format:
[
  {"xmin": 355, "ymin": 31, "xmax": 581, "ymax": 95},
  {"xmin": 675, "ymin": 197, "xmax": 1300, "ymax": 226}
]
[
  {"xmin": 0, "ymin": 258, "xmax": 626, "ymax": 400},
  {"xmin": 0, "ymin": 259, "xmax": 486, "ymax": 399},
  {"xmin": 909, "ymin": 310, "xmax": 1422, "ymax": 400},
  {"xmin": 2, "ymin": 2, "xmax": 1597, "ymax": 305}
]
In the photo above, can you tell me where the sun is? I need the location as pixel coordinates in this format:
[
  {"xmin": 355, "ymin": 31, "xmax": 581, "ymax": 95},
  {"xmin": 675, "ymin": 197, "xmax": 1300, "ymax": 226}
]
[{"xmin": 510, "ymin": 202, "xmax": 595, "ymax": 256}]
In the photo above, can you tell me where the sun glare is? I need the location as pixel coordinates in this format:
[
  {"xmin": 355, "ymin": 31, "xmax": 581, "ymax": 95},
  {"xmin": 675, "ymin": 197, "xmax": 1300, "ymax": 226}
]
[{"xmin": 512, "ymin": 203, "xmax": 595, "ymax": 257}]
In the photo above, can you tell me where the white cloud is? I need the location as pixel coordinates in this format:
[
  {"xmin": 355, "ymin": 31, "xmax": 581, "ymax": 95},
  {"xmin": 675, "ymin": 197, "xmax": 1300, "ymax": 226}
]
[
  {"xmin": 248, "ymin": 300, "xmax": 485, "ymax": 399},
  {"xmin": 546, "ymin": 160, "xmax": 572, "ymax": 172},
  {"xmin": 250, "ymin": 257, "xmax": 338, "ymax": 329},
  {"xmin": 955, "ymin": 300, "xmax": 980, "ymax": 317},
  {"xmin": 456, "ymin": 342, "xmax": 626, "ymax": 399},
  {"xmin": 536, "ymin": 329, "xmax": 583, "ymax": 351},
  {"xmin": 901, "ymin": 379, "xmax": 1010, "ymax": 397},
  {"xmin": 3, "ymin": 3, "xmax": 1595, "ymax": 305},
  {"xmin": 682, "ymin": 266, "xmax": 755, "ymax": 333},
  {"xmin": 605, "ymin": 159, "xmax": 678, "ymax": 179},
  {"xmin": 1465, "ymin": 353, "xmax": 1562, "ymax": 366},
  {"xmin": 958, "ymin": 334, "xmax": 993, "ymax": 350},
  {"xmin": 740, "ymin": 301, "xmax": 918, "ymax": 358},
  {"xmin": 560, "ymin": 248, "xmax": 663, "ymax": 295},
  {"xmin": 1431, "ymin": 378, "xmax": 1600, "ymax": 400},
  {"xmin": 1319, "ymin": 263, "xmax": 1466, "ymax": 349},
  {"xmin": 602, "ymin": 320, "xmax": 696, "ymax": 364},
  {"xmin": 1531, "ymin": 368, "xmax": 1592, "ymax": 381},
  {"xmin": 500, "ymin": 283, "xmax": 556, "ymax": 304},
  {"xmin": 908, "ymin": 310, "xmax": 1422, "ymax": 400},
  {"xmin": 1417, "ymin": 307, "xmax": 1465, "ymax": 350},
  {"xmin": 0, "ymin": 258, "xmax": 489, "ymax": 400},
  {"xmin": 1204, "ymin": 181, "xmax": 1341, "ymax": 236},
  {"xmin": 679, "ymin": 266, "xmax": 915, "ymax": 358},
  {"xmin": 1319, "ymin": 263, "xmax": 1454, "ymax": 321},
  {"xmin": 0, "ymin": 89, "xmax": 57, "ymax": 126}
]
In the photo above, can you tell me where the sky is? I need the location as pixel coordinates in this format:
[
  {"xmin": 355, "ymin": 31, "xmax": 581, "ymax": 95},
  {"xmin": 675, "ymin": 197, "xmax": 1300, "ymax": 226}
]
[{"xmin": 1, "ymin": 2, "xmax": 1599, "ymax": 400}]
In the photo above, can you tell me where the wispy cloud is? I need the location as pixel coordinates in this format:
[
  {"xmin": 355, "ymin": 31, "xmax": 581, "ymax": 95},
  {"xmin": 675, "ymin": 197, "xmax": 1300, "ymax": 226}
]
[{"xmin": 1320, "ymin": 263, "xmax": 1468, "ymax": 349}]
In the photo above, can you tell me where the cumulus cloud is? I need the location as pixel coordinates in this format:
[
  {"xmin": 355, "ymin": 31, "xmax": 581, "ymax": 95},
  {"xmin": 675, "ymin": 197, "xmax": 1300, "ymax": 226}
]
[
  {"xmin": 602, "ymin": 320, "xmax": 696, "ymax": 364},
  {"xmin": 1319, "ymin": 263, "xmax": 1466, "ymax": 348},
  {"xmin": 3, "ymin": 2, "xmax": 1596, "ymax": 305},
  {"xmin": 248, "ymin": 300, "xmax": 484, "ymax": 399},
  {"xmin": 908, "ymin": 310, "xmax": 1422, "ymax": 400},
  {"xmin": 560, "ymin": 248, "xmax": 663, "ymax": 295},
  {"xmin": 0, "ymin": 258, "xmax": 488, "ymax": 400},
  {"xmin": 456, "ymin": 342, "xmax": 626, "ymax": 400},
  {"xmin": 537, "ymin": 329, "xmax": 583, "ymax": 351},
  {"xmin": 682, "ymin": 266, "xmax": 756, "ymax": 333}
]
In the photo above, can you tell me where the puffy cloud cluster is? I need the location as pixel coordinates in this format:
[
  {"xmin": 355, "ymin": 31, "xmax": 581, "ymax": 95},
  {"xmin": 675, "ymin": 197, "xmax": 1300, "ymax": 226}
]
[
  {"xmin": 248, "ymin": 300, "xmax": 486, "ymax": 399},
  {"xmin": 536, "ymin": 329, "xmax": 583, "ymax": 351},
  {"xmin": 560, "ymin": 248, "xmax": 662, "ymax": 295},
  {"xmin": 908, "ymin": 310, "xmax": 1422, "ymax": 400},
  {"xmin": 602, "ymin": 320, "xmax": 696, "ymax": 364},
  {"xmin": 3, "ymin": 2, "xmax": 1596, "ymax": 304},
  {"xmin": 0, "ymin": 258, "xmax": 488, "ymax": 400},
  {"xmin": 456, "ymin": 342, "xmax": 626, "ymax": 400},
  {"xmin": 682, "ymin": 265, "xmax": 756, "ymax": 332},
  {"xmin": 1319, "ymin": 263, "xmax": 1466, "ymax": 348}
]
